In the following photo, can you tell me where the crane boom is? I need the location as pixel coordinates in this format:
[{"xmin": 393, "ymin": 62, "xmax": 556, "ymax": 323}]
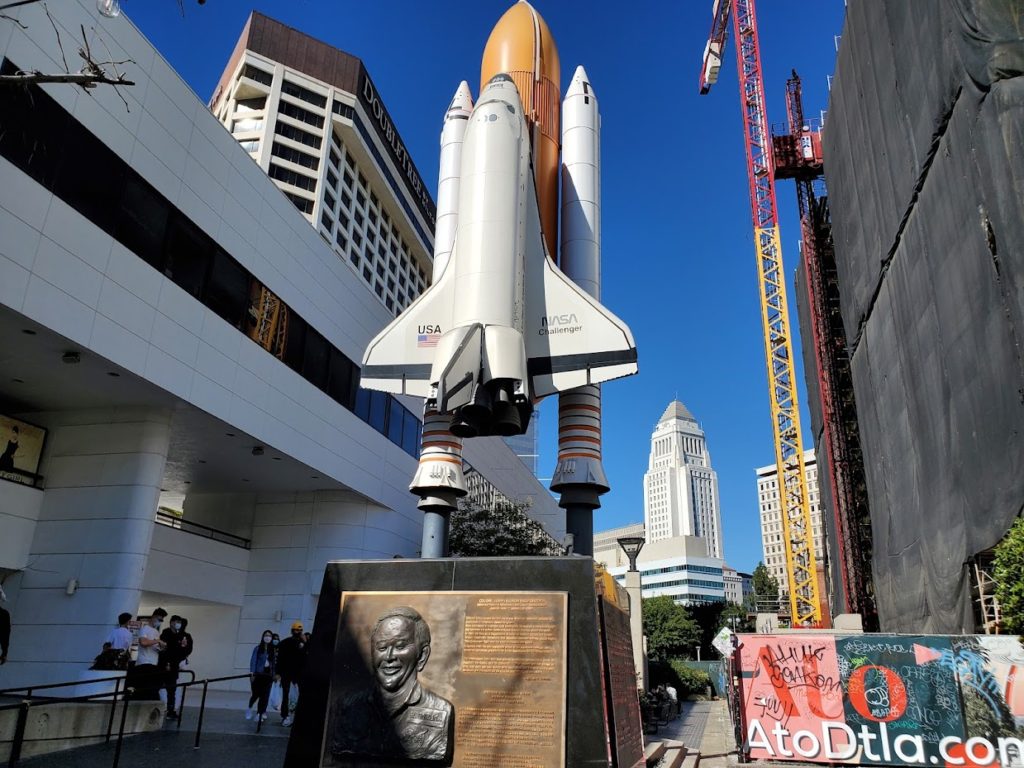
[{"xmin": 699, "ymin": 0, "xmax": 822, "ymax": 626}]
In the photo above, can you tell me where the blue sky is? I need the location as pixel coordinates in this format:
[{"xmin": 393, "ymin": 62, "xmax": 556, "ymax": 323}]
[{"xmin": 126, "ymin": 0, "xmax": 847, "ymax": 572}]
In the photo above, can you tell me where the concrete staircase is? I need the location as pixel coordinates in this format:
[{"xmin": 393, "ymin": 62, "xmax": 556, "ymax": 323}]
[{"xmin": 645, "ymin": 737, "xmax": 693, "ymax": 768}]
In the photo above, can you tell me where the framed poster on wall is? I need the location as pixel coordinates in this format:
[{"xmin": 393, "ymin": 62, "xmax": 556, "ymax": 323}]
[{"xmin": 0, "ymin": 414, "xmax": 46, "ymax": 487}]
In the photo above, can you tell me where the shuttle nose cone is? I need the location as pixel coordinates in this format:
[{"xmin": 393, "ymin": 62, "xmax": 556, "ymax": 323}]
[
  {"xmin": 446, "ymin": 80, "xmax": 474, "ymax": 119},
  {"xmin": 566, "ymin": 65, "xmax": 595, "ymax": 100}
]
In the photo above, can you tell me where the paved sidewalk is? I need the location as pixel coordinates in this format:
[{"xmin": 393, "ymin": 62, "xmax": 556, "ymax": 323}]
[
  {"xmin": 655, "ymin": 700, "xmax": 713, "ymax": 747},
  {"xmin": 696, "ymin": 698, "xmax": 739, "ymax": 767}
]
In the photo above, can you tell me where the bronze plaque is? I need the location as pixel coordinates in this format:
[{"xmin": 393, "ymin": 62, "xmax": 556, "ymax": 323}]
[
  {"xmin": 599, "ymin": 600, "xmax": 645, "ymax": 768},
  {"xmin": 323, "ymin": 591, "xmax": 568, "ymax": 768}
]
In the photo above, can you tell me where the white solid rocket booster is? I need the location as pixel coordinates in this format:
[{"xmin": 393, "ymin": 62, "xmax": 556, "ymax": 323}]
[
  {"xmin": 552, "ymin": 66, "xmax": 610, "ymax": 527},
  {"xmin": 410, "ymin": 82, "xmax": 473, "ymax": 514}
]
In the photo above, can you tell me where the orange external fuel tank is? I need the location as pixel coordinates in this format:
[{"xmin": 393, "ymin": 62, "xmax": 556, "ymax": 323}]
[{"xmin": 480, "ymin": 0, "xmax": 561, "ymax": 260}]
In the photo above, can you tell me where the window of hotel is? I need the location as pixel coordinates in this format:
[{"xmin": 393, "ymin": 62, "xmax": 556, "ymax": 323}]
[
  {"xmin": 332, "ymin": 101, "xmax": 354, "ymax": 120},
  {"xmin": 269, "ymin": 163, "xmax": 317, "ymax": 192},
  {"xmin": 271, "ymin": 142, "xmax": 319, "ymax": 170},
  {"xmin": 278, "ymin": 100, "xmax": 324, "ymax": 129},
  {"xmin": 341, "ymin": 191, "xmax": 352, "ymax": 208},
  {"xmin": 275, "ymin": 121, "xmax": 321, "ymax": 150},
  {"xmin": 326, "ymin": 169, "xmax": 338, "ymax": 190},
  {"xmin": 241, "ymin": 63, "xmax": 273, "ymax": 86},
  {"xmin": 343, "ymin": 171, "xmax": 354, "ymax": 188},
  {"xmin": 281, "ymin": 80, "xmax": 327, "ymax": 109},
  {"xmin": 236, "ymin": 97, "xmax": 266, "ymax": 112},
  {"xmin": 238, "ymin": 139, "xmax": 259, "ymax": 153},
  {"xmin": 320, "ymin": 211, "xmax": 333, "ymax": 231},
  {"xmin": 284, "ymin": 192, "xmax": 313, "ymax": 214},
  {"xmin": 233, "ymin": 118, "xmax": 263, "ymax": 132},
  {"xmin": 324, "ymin": 190, "xmax": 336, "ymax": 212}
]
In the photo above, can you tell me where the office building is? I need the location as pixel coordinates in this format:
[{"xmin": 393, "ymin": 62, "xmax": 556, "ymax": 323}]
[
  {"xmin": 605, "ymin": 535, "xmax": 725, "ymax": 606},
  {"xmin": 755, "ymin": 450, "xmax": 823, "ymax": 596},
  {"xmin": 723, "ymin": 564, "xmax": 752, "ymax": 606},
  {"xmin": 643, "ymin": 401, "xmax": 724, "ymax": 558},
  {"xmin": 593, "ymin": 521, "xmax": 646, "ymax": 570},
  {"xmin": 0, "ymin": 3, "xmax": 559, "ymax": 689}
]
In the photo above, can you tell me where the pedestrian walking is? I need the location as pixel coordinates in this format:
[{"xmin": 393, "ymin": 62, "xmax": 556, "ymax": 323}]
[
  {"xmin": 247, "ymin": 630, "xmax": 277, "ymax": 723},
  {"xmin": 276, "ymin": 621, "xmax": 307, "ymax": 725},
  {"xmin": 159, "ymin": 615, "xmax": 193, "ymax": 720}
]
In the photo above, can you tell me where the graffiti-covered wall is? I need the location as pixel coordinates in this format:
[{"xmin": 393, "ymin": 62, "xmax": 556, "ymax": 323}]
[{"xmin": 738, "ymin": 634, "xmax": 1024, "ymax": 766}]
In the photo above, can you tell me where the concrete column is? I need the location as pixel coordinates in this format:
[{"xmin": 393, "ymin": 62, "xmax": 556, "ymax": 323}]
[
  {"xmin": 625, "ymin": 570, "xmax": 646, "ymax": 692},
  {"xmin": 4, "ymin": 408, "xmax": 171, "ymax": 687}
]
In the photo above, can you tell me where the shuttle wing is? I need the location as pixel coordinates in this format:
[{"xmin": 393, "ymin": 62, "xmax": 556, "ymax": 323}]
[
  {"xmin": 523, "ymin": 175, "xmax": 638, "ymax": 398},
  {"xmin": 361, "ymin": 266, "xmax": 455, "ymax": 397}
]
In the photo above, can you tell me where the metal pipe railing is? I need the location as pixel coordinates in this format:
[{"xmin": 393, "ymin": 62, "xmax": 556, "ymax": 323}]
[{"xmin": 1, "ymin": 671, "xmax": 252, "ymax": 768}]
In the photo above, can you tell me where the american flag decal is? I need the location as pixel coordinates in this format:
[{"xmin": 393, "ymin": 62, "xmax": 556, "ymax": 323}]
[{"xmin": 417, "ymin": 333, "xmax": 440, "ymax": 348}]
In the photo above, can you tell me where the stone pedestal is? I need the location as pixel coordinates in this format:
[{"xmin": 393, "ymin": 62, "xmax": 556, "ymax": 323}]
[{"xmin": 286, "ymin": 557, "xmax": 645, "ymax": 768}]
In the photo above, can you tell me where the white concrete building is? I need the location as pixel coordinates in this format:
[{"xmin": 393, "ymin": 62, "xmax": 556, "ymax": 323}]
[
  {"xmin": 723, "ymin": 564, "xmax": 752, "ymax": 605},
  {"xmin": 756, "ymin": 449, "xmax": 824, "ymax": 596},
  {"xmin": 0, "ymin": 3, "xmax": 560, "ymax": 689},
  {"xmin": 643, "ymin": 401, "xmax": 724, "ymax": 558},
  {"xmin": 605, "ymin": 536, "xmax": 725, "ymax": 606},
  {"xmin": 592, "ymin": 521, "xmax": 646, "ymax": 570}
]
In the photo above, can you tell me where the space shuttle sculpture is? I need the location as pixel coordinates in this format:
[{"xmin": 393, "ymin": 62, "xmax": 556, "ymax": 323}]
[{"xmin": 361, "ymin": 1, "xmax": 637, "ymax": 555}]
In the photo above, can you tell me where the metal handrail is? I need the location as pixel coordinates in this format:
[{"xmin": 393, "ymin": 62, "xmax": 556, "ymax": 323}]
[
  {"xmin": 154, "ymin": 510, "xmax": 251, "ymax": 549},
  {"xmin": 2, "ymin": 671, "xmax": 253, "ymax": 768}
]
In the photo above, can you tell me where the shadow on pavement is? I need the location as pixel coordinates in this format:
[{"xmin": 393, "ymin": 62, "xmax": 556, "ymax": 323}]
[{"xmin": 19, "ymin": 704, "xmax": 289, "ymax": 768}]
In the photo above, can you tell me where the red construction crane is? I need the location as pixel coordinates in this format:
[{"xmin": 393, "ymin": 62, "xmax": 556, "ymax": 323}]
[
  {"xmin": 776, "ymin": 72, "xmax": 878, "ymax": 629},
  {"xmin": 699, "ymin": 0, "xmax": 825, "ymax": 627}
]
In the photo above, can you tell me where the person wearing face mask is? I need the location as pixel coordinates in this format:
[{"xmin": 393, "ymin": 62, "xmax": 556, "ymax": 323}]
[
  {"xmin": 159, "ymin": 615, "xmax": 193, "ymax": 720},
  {"xmin": 132, "ymin": 608, "xmax": 167, "ymax": 700},
  {"xmin": 276, "ymin": 621, "xmax": 307, "ymax": 726},
  {"xmin": 247, "ymin": 630, "xmax": 277, "ymax": 722}
]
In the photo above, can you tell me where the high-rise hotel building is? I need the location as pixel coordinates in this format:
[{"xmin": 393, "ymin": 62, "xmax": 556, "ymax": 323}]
[
  {"xmin": 756, "ymin": 450, "xmax": 824, "ymax": 595},
  {"xmin": 643, "ymin": 401, "xmax": 724, "ymax": 558},
  {"xmin": 208, "ymin": 13, "xmax": 434, "ymax": 319}
]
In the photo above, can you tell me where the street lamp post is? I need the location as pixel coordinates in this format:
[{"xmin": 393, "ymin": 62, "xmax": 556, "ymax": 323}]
[{"xmin": 617, "ymin": 536, "xmax": 647, "ymax": 692}]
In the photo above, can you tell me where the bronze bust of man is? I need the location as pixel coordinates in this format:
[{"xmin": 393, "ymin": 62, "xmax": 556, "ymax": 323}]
[{"xmin": 332, "ymin": 607, "xmax": 454, "ymax": 763}]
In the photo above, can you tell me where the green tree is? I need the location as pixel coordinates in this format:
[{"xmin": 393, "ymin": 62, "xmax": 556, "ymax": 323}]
[
  {"xmin": 751, "ymin": 561, "xmax": 780, "ymax": 608},
  {"xmin": 994, "ymin": 517, "xmax": 1024, "ymax": 633},
  {"xmin": 449, "ymin": 500, "xmax": 564, "ymax": 557},
  {"xmin": 642, "ymin": 596, "xmax": 700, "ymax": 662},
  {"xmin": 722, "ymin": 601, "xmax": 754, "ymax": 633}
]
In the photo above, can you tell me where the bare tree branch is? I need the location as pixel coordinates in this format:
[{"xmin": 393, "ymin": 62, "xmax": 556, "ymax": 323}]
[
  {"xmin": 42, "ymin": 3, "xmax": 68, "ymax": 72},
  {"xmin": 0, "ymin": 70, "xmax": 134, "ymax": 86}
]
